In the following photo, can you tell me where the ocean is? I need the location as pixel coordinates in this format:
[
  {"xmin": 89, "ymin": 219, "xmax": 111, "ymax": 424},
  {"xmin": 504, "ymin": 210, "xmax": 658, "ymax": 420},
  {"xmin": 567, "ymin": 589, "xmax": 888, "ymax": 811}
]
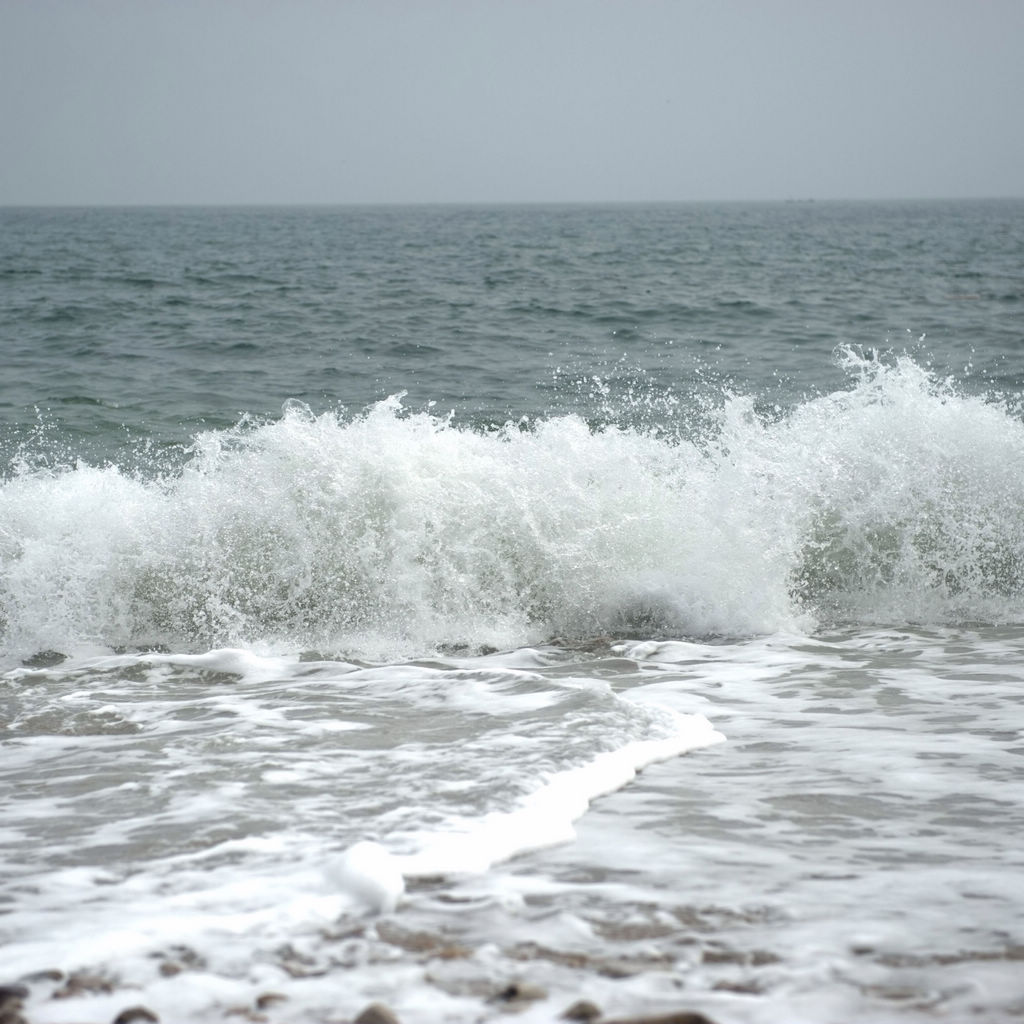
[{"xmin": 1, "ymin": 200, "xmax": 1023, "ymax": 1023}]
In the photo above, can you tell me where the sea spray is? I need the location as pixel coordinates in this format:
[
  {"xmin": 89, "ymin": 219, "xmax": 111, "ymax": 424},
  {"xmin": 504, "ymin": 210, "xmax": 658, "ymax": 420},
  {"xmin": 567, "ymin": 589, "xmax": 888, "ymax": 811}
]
[
  {"xmin": 784, "ymin": 351, "xmax": 1024, "ymax": 623},
  {"xmin": 2, "ymin": 353, "xmax": 1024, "ymax": 662}
]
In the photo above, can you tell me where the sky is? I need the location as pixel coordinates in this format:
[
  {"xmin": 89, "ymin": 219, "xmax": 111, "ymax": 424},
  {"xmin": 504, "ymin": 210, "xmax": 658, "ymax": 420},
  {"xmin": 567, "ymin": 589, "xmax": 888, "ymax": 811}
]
[{"xmin": 1, "ymin": 0, "xmax": 1022, "ymax": 205}]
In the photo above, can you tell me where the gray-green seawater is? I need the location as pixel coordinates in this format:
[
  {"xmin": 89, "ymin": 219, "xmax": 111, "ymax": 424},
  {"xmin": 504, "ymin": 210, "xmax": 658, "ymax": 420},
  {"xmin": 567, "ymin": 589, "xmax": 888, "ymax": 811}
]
[{"xmin": 3, "ymin": 201, "xmax": 1022, "ymax": 454}]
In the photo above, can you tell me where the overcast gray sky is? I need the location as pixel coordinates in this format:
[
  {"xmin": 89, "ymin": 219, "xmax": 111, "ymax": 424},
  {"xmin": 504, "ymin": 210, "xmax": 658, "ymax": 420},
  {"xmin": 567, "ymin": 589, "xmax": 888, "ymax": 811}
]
[{"xmin": 1, "ymin": 0, "xmax": 1021, "ymax": 205}]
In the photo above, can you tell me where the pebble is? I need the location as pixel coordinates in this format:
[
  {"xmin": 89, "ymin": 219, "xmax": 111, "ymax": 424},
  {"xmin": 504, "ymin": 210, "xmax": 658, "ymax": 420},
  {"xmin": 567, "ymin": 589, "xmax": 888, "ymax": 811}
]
[
  {"xmin": 53, "ymin": 973, "xmax": 114, "ymax": 999},
  {"xmin": 354, "ymin": 1004, "xmax": 400, "ymax": 1024},
  {"xmin": 223, "ymin": 1005, "xmax": 267, "ymax": 1022},
  {"xmin": 112, "ymin": 1007, "xmax": 159, "ymax": 1024},
  {"xmin": 151, "ymin": 944, "xmax": 206, "ymax": 979},
  {"xmin": 561, "ymin": 999, "xmax": 602, "ymax": 1021},
  {"xmin": 254, "ymin": 993, "xmax": 288, "ymax": 1011},
  {"xmin": 602, "ymin": 1013, "xmax": 719, "ymax": 1024},
  {"xmin": 0, "ymin": 983, "xmax": 29, "ymax": 1024},
  {"xmin": 492, "ymin": 980, "xmax": 548, "ymax": 1003}
]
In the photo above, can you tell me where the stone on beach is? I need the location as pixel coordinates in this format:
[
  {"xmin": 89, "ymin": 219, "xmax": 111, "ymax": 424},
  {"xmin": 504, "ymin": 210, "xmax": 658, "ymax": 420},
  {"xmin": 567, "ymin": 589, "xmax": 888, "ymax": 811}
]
[
  {"xmin": 112, "ymin": 1007, "xmax": 159, "ymax": 1024},
  {"xmin": 561, "ymin": 999, "xmax": 602, "ymax": 1020},
  {"xmin": 0, "ymin": 984, "xmax": 29, "ymax": 1024},
  {"xmin": 353, "ymin": 1003, "xmax": 401, "ymax": 1024}
]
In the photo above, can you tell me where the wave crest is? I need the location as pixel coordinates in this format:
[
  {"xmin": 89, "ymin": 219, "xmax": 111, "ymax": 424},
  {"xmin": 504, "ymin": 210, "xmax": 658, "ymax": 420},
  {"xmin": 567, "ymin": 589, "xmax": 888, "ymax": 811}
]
[{"xmin": 3, "ymin": 354, "xmax": 1023, "ymax": 660}]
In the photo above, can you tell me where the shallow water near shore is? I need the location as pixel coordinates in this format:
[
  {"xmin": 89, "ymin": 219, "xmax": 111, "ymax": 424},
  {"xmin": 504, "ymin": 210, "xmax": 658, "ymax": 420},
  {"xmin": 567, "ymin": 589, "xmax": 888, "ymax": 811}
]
[
  {"xmin": 2, "ymin": 200, "xmax": 1024, "ymax": 1022},
  {"xmin": 3, "ymin": 628, "xmax": 1023, "ymax": 1022}
]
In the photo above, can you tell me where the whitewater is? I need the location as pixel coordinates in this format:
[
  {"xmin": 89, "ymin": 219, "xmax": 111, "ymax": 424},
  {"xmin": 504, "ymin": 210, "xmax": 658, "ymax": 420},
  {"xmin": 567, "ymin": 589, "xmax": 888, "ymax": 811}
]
[{"xmin": 5, "ymin": 353, "xmax": 1024, "ymax": 661}]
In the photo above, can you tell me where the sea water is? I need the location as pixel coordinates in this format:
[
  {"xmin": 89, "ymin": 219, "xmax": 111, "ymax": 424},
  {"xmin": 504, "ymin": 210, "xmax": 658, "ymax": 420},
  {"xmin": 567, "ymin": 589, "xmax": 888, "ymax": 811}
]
[{"xmin": 1, "ymin": 201, "xmax": 1023, "ymax": 1022}]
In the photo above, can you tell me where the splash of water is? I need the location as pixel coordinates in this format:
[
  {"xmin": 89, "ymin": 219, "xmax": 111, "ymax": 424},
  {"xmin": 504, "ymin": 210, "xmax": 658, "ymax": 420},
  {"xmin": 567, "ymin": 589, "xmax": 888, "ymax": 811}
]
[{"xmin": 2, "ymin": 352, "xmax": 1023, "ymax": 661}]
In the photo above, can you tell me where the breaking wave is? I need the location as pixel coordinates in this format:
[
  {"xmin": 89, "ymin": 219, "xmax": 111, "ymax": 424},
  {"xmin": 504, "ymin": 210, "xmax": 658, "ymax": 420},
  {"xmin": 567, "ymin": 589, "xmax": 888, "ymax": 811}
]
[{"xmin": 3, "ymin": 352, "xmax": 1024, "ymax": 661}]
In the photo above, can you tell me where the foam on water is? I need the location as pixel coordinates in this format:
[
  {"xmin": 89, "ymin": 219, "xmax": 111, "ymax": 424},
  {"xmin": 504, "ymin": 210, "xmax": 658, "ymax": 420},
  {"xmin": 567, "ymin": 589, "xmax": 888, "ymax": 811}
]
[
  {"xmin": 0, "ymin": 643, "xmax": 722, "ymax": 1022},
  {"xmin": 394, "ymin": 712, "xmax": 723, "ymax": 877},
  {"xmin": 366, "ymin": 626, "xmax": 1024, "ymax": 1024},
  {"xmin": 3, "ymin": 352, "xmax": 1024, "ymax": 664}
]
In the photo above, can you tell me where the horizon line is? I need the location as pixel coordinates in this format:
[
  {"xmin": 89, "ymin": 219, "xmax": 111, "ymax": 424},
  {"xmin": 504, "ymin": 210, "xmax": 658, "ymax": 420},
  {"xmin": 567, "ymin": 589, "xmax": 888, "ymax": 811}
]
[{"xmin": 2, "ymin": 194, "xmax": 1022, "ymax": 211}]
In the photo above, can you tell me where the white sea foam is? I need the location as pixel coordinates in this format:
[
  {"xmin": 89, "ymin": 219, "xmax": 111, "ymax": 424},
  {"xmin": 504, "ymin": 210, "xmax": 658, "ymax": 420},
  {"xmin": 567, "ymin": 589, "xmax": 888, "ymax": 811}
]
[
  {"xmin": 324, "ymin": 841, "xmax": 405, "ymax": 914},
  {"xmin": 3, "ymin": 354, "xmax": 1023, "ymax": 663},
  {"xmin": 5, "ymin": 622, "xmax": 1024, "ymax": 1021},
  {"xmin": 0, "ymin": 644, "xmax": 722, "ymax": 1021},
  {"xmin": 393, "ymin": 710, "xmax": 724, "ymax": 877}
]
